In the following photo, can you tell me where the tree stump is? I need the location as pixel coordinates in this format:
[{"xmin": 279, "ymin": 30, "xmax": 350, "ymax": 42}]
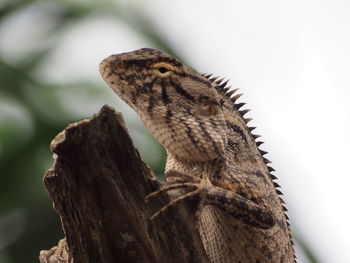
[{"xmin": 39, "ymin": 105, "xmax": 209, "ymax": 263}]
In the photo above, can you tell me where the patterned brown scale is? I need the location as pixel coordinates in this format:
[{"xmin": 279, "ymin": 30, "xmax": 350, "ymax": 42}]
[{"xmin": 100, "ymin": 48, "xmax": 296, "ymax": 263}]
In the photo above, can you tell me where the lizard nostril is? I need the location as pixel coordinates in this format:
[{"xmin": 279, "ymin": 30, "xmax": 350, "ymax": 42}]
[
  {"xmin": 99, "ymin": 55, "xmax": 123, "ymax": 78},
  {"xmin": 100, "ymin": 55, "xmax": 120, "ymax": 66}
]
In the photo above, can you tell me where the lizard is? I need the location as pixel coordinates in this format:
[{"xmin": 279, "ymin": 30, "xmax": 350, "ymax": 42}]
[{"xmin": 99, "ymin": 48, "xmax": 296, "ymax": 263}]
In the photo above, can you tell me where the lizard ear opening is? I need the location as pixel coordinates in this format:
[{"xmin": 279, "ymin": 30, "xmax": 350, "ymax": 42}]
[{"xmin": 196, "ymin": 97, "xmax": 216, "ymax": 117}]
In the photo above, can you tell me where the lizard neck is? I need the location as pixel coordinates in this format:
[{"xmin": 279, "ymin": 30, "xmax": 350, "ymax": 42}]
[{"xmin": 165, "ymin": 152, "xmax": 225, "ymax": 182}]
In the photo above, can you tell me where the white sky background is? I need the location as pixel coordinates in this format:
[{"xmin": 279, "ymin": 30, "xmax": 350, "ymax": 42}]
[
  {"xmin": 1, "ymin": 0, "xmax": 350, "ymax": 262},
  {"xmin": 145, "ymin": 2, "xmax": 350, "ymax": 262}
]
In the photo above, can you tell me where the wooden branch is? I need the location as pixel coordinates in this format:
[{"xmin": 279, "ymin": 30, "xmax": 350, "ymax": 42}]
[{"xmin": 40, "ymin": 105, "xmax": 209, "ymax": 263}]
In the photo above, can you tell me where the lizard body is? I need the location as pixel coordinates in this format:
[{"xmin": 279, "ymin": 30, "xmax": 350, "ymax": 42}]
[{"xmin": 99, "ymin": 48, "xmax": 295, "ymax": 263}]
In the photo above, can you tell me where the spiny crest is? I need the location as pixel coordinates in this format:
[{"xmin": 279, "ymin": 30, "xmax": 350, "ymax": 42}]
[
  {"xmin": 202, "ymin": 72, "xmax": 295, "ymax": 252},
  {"xmin": 202, "ymin": 73, "xmax": 285, "ymax": 186},
  {"xmin": 203, "ymin": 72, "xmax": 278, "ymax": 170}
]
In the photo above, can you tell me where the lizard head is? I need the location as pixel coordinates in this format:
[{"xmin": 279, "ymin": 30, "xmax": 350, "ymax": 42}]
[{"xmin": 100, "ymin": 48, "xmax": 229, "ymax": 162}]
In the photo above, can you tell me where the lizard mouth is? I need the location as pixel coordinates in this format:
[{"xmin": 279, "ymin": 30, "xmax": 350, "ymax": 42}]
[{"xmin": 99, "ymin": 54, "xmax": 137, "ymax": 108}]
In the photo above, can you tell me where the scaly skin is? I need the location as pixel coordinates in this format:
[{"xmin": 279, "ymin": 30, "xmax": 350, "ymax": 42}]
[{"xmin": 99, "ymin": 48, "xmax": 295, "ymax": 263}]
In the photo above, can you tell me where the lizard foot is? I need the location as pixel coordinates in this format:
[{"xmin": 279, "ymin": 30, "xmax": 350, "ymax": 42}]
[{"xmin": 39, "ymin": 238, "xmax": 70, "ymax": 263}]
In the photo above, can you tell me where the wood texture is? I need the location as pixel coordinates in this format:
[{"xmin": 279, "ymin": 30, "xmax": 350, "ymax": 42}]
[{"xmin": 41, "ymin": 105, "xmax": 209, "ymax": 263}]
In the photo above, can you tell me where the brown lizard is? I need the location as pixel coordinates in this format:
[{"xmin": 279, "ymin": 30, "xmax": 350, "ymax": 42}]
[{"xmin": 99, "ymin": 48, "xmax": 296, "ymax": 262}]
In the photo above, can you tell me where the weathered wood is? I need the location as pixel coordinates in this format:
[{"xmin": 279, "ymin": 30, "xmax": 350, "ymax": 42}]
[{"xmin": 40, "ymin": 105, "xmax": 209, "ymax": 263}]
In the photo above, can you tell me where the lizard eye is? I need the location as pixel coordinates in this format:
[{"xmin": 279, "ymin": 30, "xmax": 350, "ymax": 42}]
[
  {"xmin": 153, "ymin": 62, "xmax": 173, "ymax": 77},
  {"xmin": 158, "ymin": 67, "xmax": 169, "ymax": 74},
  {"xmin": 196, "ymin": 97, "xmax": 216, "ymax": 117}
]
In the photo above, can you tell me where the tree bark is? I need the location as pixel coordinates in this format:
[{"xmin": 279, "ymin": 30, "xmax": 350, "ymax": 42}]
[{"xmin": 40, "ymin": 105, "xmax": 209, "ymax": 263}]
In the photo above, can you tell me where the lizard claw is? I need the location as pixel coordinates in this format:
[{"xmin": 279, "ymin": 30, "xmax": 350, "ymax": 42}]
[
  {"xmin": 149, "ymin": 189, "xmax": 201, "ymax": 220},
  {"xmin": 145, "ymin": 181, "xmax": 202, "ymax": 219},
  {"xmin": 145, "ymin": 182, "xmax": 198, "ymax": 203}
]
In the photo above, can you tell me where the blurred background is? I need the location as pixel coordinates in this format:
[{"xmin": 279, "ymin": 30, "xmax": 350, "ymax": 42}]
[{"xmin": 1, "ymin": 0, "xmax": 349, "ymax": 262}]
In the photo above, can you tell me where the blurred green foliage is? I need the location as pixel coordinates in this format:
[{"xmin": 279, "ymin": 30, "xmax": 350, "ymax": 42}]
[
  {"xmin": 0, "ymin": 1, "xmax": 319, "ymax": 263},
  {"xmin": 0, "ymin": 1, "xmax": 174, "ymax": 262}
]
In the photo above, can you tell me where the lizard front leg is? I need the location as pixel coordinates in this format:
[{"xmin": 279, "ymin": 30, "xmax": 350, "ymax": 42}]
[{"xmin": 146, "ymin": 178, "xmax": 275, "ymax": 230}]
